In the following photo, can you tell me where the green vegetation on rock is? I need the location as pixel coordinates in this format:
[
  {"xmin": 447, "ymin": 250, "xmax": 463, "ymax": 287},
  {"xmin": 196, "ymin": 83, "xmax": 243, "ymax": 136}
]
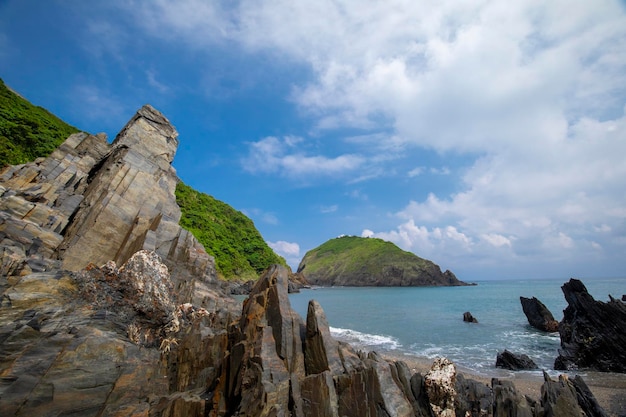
[
  {"xmin": 176, "ymin": 182, "xmax": 287, "ymax": 280},
  {"xmin": 298, "ymin": 235, "xmax": 467, "ymax": 287},
  {"xmin": 0, "ymin": 78, "xmax": 79, "ymax": 167}
]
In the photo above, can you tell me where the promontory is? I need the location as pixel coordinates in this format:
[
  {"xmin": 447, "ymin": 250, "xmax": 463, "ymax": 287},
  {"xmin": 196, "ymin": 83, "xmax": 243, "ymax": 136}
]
[{"xmin": 297, "ymin": 235, "xmax": 469, "ymax": 286}]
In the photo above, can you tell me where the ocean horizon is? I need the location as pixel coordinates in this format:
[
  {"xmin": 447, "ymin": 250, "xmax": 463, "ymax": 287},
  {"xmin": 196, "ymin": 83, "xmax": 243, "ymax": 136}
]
[{"xmin": 289, "ymin": 276, "xmax": 626, "ymax": 376}]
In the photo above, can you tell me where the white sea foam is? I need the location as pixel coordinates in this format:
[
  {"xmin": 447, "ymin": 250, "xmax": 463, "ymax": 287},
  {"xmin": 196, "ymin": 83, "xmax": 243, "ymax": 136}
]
[{"xmin": 330, "ymin": 326, "xmax": 401, "ymax": 350}]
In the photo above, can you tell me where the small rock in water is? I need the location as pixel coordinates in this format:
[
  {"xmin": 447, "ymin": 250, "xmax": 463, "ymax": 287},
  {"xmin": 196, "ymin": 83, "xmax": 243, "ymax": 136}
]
[{"xmin": 463, "ymin": 311, "xmax": 478, "ymax": 323}]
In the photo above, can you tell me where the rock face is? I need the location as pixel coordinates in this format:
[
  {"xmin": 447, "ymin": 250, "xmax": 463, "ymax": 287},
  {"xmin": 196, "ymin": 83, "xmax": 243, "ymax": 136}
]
[
  {"xmin": 520, "ymin": 296, "xmax": 559, "ymax": 332},
  {"xmin": 554, "ymin": 278, "xmax": 626, "ymax": 372},
  {"xmin": 298, "ymin": 236, "xmax": 468, "ymax": 287},
  {"xmin": 0, "ymin": 104, "xmax": 223, "ymax": 308},
  {"xmin": 496, "ymin": 350, "xmax": 538, "ymax": 371}
]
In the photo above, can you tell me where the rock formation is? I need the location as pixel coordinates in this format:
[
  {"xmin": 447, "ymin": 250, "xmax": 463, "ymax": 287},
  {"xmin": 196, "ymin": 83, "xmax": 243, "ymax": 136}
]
[
  {"xmin": 554, "ymin": 278, "xmax": 626, "ymax": 372},
  {"xmin": 0, "ymin": 106, "xmax": 611, "ymax": 416},
  {"xmin": 463, "ymin": 311, "xmax": 478, "ymax": 323},
  {"xmin": 496, "ymin": 350, "xmax": 538, "ymax": 371},
  {"xmin": 520, "ymin": 296, "xmax": 559, "ymax": 332},
  {"xmin": 0, "ymin": 105, "xmax": 225, "ymax": 308}
]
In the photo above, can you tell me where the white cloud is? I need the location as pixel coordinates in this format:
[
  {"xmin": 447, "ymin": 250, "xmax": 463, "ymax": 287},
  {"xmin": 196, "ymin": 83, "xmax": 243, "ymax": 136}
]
[
  {"xmin": 119, "ymin": 0, "xmax": 626, "ymax": 277},
  {"xmin": 320, "ymin": 205, "xmax": 338, "ymax": 214},
  {"xmin": 268, "ymin": 240, "xmax": 300, "ymax": 257},
  {"xmin": 267, "ymin": 240, "xmax": 301, "ymax": 270},
  {"xmin": 481, "ymin": 234, "xmax": 512, "ymax": 248},
  {"xmin": 407, "ymin": 167, "xmax": 424, "ymax": 178},
  {"xmin": 242, "ymin": 136, "xmax": 365, "ymax": 179}
]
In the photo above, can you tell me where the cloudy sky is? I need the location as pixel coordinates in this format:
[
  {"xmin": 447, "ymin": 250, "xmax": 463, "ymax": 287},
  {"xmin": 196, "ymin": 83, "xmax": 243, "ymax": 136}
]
[{"xmin": 1, "ymin": 0, "xmax": 625, "ymax": 280}]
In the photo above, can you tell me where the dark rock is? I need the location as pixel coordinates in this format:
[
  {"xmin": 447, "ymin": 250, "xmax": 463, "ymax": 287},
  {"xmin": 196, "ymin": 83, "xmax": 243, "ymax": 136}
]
[
  {"xmin": 288, "ymin": 271, "xmax": 310, "ymax": 293},
  {"xmin": 463, "ymin": 311, "xmax": 478, "ymax": 323},
  {"xmin": 455, "ymin": 373, "xmax": 493, "ymax": 416},
  {"xmin": 492, "ymin": 378, "xmax": 537, "ymax": 417},
  {"xmin": 540, "ymin": 371, "xmax": 608, "ymax": 417},
  {"xmin": 555, "ymin": 278, "xmax": 626, "ymax": 372},
  {"xmin": 304, "ymin": 300, "xmax": 343, "ymax": 375},
  {"xmin": 496, "ymin": 349, "xmax": 538, "ymax": 371},
  {"xmin": 229, "ymin": 280, "xmax": 254, "ymax": 295},
  {"xmin": 520, "ymin": 296, "xmax": 559, "ymax": 332}
]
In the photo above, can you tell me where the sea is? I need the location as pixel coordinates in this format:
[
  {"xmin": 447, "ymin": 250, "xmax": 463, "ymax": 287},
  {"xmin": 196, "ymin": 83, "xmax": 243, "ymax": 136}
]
[{"xmin": 288, "ymin": 277, "xmax": 626, "ymax": 377}]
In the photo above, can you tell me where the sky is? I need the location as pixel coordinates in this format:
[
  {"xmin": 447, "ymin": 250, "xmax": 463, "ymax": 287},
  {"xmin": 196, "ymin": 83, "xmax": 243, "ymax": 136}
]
[{"xmin": 1, "ymin": 0, "xmax": 625, "ymax": 281}]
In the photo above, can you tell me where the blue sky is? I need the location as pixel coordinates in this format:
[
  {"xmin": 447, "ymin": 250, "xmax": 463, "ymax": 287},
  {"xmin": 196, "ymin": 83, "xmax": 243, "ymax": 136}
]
[{"xmin": 1, "ymin": 0, "xmax": 625, "ymax": 280}]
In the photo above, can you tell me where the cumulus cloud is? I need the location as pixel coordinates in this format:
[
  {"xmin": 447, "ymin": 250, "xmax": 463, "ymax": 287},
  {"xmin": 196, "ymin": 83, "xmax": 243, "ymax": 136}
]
[
  {"xmin": 118, "ymin": 0, "xmax": 626, "ymax": 276},
  {"xmin": 268, "ymin": 240, "xmax": 300, "ymax": 257}
]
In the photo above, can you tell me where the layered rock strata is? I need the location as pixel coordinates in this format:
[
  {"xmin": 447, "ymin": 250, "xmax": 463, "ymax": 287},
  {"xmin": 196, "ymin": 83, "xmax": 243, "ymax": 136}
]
[{"xmin": 0, "ymin": 104, "xmax": 224, "ymax": 308}]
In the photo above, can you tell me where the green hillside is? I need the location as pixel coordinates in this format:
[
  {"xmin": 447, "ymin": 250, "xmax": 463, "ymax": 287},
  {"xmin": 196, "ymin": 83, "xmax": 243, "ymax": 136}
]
[
  {"xmin": 176, "ymin": 182, "xmax": 287, "ymax": 280},
  {"xmin": 298, "ymin": 235, "xmax": 467, "ymax": 287},
  {"xmin": 0, "ymin": 78, "xmax": 79, "ymax": 167},
  {"xmin": 0, "ymin": 78, "xmax": 285, "ymax": 280}
]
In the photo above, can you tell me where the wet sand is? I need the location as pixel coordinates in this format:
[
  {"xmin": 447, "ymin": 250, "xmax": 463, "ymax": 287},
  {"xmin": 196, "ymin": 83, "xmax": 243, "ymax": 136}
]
[{"xmin": 382, "ymin": 351, "xmax": 626, "ymax": 417}]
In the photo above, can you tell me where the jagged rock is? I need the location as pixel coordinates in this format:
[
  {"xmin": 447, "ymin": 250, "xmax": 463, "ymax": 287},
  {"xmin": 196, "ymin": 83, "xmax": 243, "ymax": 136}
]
[
  {"xmin": 288, "ymin": 271, "xmax": 310, "ymax": 293},
  {"xmin": 229, "ymin": 279, "xmax": 255, "ymax": 295},
  {"xmin": 520, "ymin": 296, "xmax": 559, "ymax": 332},
  {"xmin": 301, "ymin": 371, "xmax": 339, "ymax": 417},
  {"xmin": 463, "ymin": 311, "xmax": 478, "ymax": 323},
  {"xmin": 542, "ymin": 372, "xmax": 609, "ymax": 416},
  {"xmin": 304, "ymin": 299, "xmax": 344, "ymax": 375},
  {"xmin": 425, "ymin": 357, "xmax": 457, "ymax": 417},
  {"xmin": 492, "ymin": 378, "xmax": 537, "ymax": 417},
  {"xmin": 455, "ymin": 373, "xmax": 493, "ymax": 415},
  {"xmin": 1, "ymin": 105, "xmax": 614, "ymax": 417},
  {"xmin": 555, "ymin": 278, "xmax": 626, "ymax": 372},
  {"xmin": 496, "ymin": 350, "xmax": 538, "ymax": 371},
  {"xmin": 0, "ymin": 105, "xmax": 228, "ymax": 310},
  {"xmin": 219, "ymin": 265, "xmax": 305, "ymax": 416}
]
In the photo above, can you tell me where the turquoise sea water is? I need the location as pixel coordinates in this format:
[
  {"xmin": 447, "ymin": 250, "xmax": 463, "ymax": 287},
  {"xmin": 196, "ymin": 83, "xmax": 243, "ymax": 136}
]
[{"xmin": 289, "ymin": 277, "xmax": 626, "ymax": 375}]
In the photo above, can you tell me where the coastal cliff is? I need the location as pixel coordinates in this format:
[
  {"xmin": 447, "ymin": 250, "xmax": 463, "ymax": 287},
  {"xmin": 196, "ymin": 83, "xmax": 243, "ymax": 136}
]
[
  {"xmin": 298, "ymin": 236, "xmax": 467, "ymax": 287},
  {"xmin": 0, "ymin": 105, "xmax": 609, "ymax": 416}
]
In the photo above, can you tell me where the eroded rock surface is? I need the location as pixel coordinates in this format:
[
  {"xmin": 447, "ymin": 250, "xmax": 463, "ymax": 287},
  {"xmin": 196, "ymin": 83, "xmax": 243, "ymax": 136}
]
[{"xmin": 555, "ymin": 279, "xmax": 626, "ymax": 372}]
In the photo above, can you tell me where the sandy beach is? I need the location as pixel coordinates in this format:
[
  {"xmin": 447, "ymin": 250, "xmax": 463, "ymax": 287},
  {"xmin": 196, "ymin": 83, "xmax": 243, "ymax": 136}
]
[{"xmin": 383, "ymin": 352, "xmax": 626, "ymax": 417}]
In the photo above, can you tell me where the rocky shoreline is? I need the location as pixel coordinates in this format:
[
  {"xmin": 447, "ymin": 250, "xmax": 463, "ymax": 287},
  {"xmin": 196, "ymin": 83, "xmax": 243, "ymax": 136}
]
[{"xmin": 1, "ymin": 105, "xmax": 623, "ymax": 416}]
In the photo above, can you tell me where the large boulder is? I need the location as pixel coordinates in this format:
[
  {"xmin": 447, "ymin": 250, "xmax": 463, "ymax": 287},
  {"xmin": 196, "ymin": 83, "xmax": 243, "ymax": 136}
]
[
  {"xmin": 554, "ymin": 279, "xmax": 626, "ymax": 372},
  {"xmin": 496, "ymin": 349, "xmax": 538, "ymax": 371},
  {"xmin": 520, "ymin": 296, "xmax": 559, "ymax": 332}
]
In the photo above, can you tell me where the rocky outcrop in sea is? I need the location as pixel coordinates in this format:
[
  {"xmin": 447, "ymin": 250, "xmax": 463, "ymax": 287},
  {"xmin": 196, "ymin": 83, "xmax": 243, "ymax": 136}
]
[
  {"xmin": 520, "ymin": 296, "xmax": 559, "ymax": 332},
  {"xmin": 0, "ymin": 106, "xmax": 609, "ymax": 416},
  {"xmin": 554, "ymin": 278, "xmax": 626, "ymax": 372}
]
